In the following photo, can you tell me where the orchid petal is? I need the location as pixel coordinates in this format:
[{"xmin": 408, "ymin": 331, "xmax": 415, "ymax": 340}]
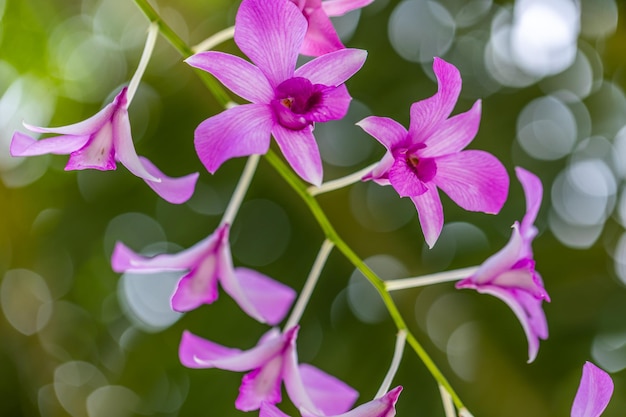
[
  {"xmin": 179, "ymin": 328, "xmax": 284, "ymax": 371},
  {"xmin": 22, "ymin": 101, "xmax": 115, "ymax": 135},
  {"xmin": 301, "ymin": 385, "xmax": 403, "ymax": 417},
  {"xmin": 10, "ymin": 132, "xmax": 90, "ymax": 156},
  {"xmin": 138, "ymin": 156, "xmax": 198, "ymax": 204},
  {"xmin": 388, "ymin": 157, "xmax": 428, "ymax": 197},
  {"xmin": 112, "ymin": 109, "xmax": 160, "ymax": 182},
  {"xmin": 356, "ymin": 116, "xmax": 408, "ymax": 152},
  {"xmin": 363, "ymin": 151, "xmax": 393, "ymax": 184},
  {"xmin": 296, "ymin": 49, "xmax": 367, "ymax": 86},
  {"xmin": 516, "ymin": 167, "xmax": 543, "ymax": 241},
  {"xmin": 433, "ymin": 150, "xmax": 509, "ymax": 214},
  {"xmin": 170, "ymin": 264, "xmax": 220, "ymax": 312},
  {"xmin": 421, "ymin": 100, "xmax": 481, "ymax": 157},
  {"xmin": 300, "ymin": 6, "xmax": 345, "ymax": 56},
  {"xmin": 221, "ymin": 267, "xmax": 296, "ymax": 325},
  {"xmin": 308, "ymin": 84, "xmax": 351, "ymax": 124},
  {"xmin": 236, "ymin": 355, "xmax": 284, "ymax": 411},
  {"xmin": 322, "ymin": 0, "xmax": 374, "ymax": 16},
  {"xmin": 260, "ymin": 403, "xmax": 291, "ymax": 417},
  {"xmin": 272, "ymin": 124, "xmax": 323, "ymax": 186},
  {"xmin": 185, "ymin": 51, "xmax": 273, "ymax": 103},
  {"xmin": 572, "ymin": 362, "xmax": 614, "ymax": 417},
  {"xmin": 235, "ymin": 0, "xmax": 305, "ymax": 87},
  {"xmin": 408, "ymin": 57, "xmax": 462, "ymax": 143},
  {"xmin": 65, "ymin": 122, "xmax": 116, "ymax": 171},
  {"xmin": 410, "ymin": 186, "xmax": 444, "ymax": 248},
  {"xmin": 298, "ymin": 364, "xmax": 359, "ymax": 415},
  {"xmin": 194, "ymin": 104, "xmax": 273, "ymax": 174}
]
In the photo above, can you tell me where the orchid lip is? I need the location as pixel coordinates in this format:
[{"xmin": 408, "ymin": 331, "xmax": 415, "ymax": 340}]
[{"xmin": 272, "ymin": 77, "xmax": 326, "ymax": 130}]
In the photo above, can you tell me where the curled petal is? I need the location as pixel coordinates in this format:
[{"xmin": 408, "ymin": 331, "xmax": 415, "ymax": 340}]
[
  {"xmin": 222, "ymin": 267, "xmax": 296, "ymax": 325},
  {"xmin": 272, "ymin": 125, "xmax": 323, "ymax": 186},
  {"xmin": 138, "ymin": 156, "xmax": 198, "ymax": 204},
  {"xmin": 260, "ymin": 403, "xmax": 291, "ymax": 417},
  {"xmin": 301, "ymin": 386, "xmax": 403, "ymax": 417},
  {"xmin": 421, "ymin": 100, "xmax": 481, "ymax": 157},
  {"xmin": 408, "ymin": 57, "xmax": 462, "ymax": 143},
  {"xmin": 322, "ymin": 0, "xmax": 374, "ymax": 16},
  {"xmin": 300, "ymin": 6, "xmax": 345, "ymax": 56},
  {"xmin": 572, "ymin": 362, "xmax": 614, "ymax": 417},
  {"xmin": 22, "ymin": 101, "xmax": 115, "ymax": 135},
  {"xmin": 356, "ymin": 116, "xmax": 408, "ymax": 152},
  {"xmin": 296, "ymin": 49, "xmax": 366, "ymax": 86},
  {"xmin": 516, "ymin": 167, "xmax": 543, "ymax": 241},
  {"xmin": 410, "ymin": 186, "xmax": 444, "ymax": 248},
  {"xmin": 66, "ymin": 122, "xmax": 116, "ymax": 170},
  {"xmin": 194, "ymin": 104, "xmax": 273, "ymax": 174},
  {"xmin": 363, "ymin": 151, "xmax": 393, "ymax": 184},
  {"xmin": 112, "ymin": 109, "xmax": 159, "ymax": 182},
  {"xmin": 235, "ymin": 0, "xmax": 305, "ymax": 87},
  {"xmin": 179, "ymin": 328, "xmax": 284, "ymax": 371},
  {"xmin": 10, "ymin": 132, "xmax": 90, "ymax": 156},
  {"xmin": 185, "ymin": 52, "xmax": 273, "ymax": 103},
  {"xmin": 433, "ymin": 150, "xmax": 509, "ymax": 214},
  {"xmin": 170, "ymin": 265, "xmax": 220, "ymax": 312},
  {"xmin": 236, "ymin": 355, "xmax": 285, "ymax": 411}
]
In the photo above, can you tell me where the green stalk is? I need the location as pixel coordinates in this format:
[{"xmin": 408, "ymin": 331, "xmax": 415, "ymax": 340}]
[
  {"xmin": 133, "ymin": 0, "xmax": 231, "ymax": 107},
  {"xmin": 264, "ymin": 150, "xmax": 465, "ymax": 410}
]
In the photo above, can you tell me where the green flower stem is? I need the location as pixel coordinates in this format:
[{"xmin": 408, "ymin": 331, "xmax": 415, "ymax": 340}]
[
  {"xmin": 133, "ymin": 0, "xmax": 231, "ymax": 107},
  {"xmin": 264, "ymin": 150, "xmax": 465, "ymax": 410}
]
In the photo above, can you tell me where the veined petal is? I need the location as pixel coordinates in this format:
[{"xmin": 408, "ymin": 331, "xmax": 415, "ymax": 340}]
[
  {"xmin": 66, "ymin": 122, "xmax": 116, "ymax": 171},
  {"xmin": 138, "ymin": 156, "xmax": 198, "ymax": 204},
  {"xmin": 272, "ymin": 125, "xmax": 323, "ymax": 186},
  {"xmin": 236, "ymin": 355, "xmax": 285, "ymax": 411},
  {"xmin": 516, "ymin": 167, "xmax": 543, "ymax": 241},
  {"xmin": 222, "ymin": 267, "xmax": 296, "ymax": 325},
  {"xmin": 469, "ymin": 284, "xmax": 547, "ymax": 363},
  {"xmin": 410, "ymin": 185, "xmax": 444, "ymax": 248},
  {"xmin": 185, "ymin": 52, "xmax": 273, "ymax": 103},
  {"xmin": 421, "ymin": 100, "xmax": 481, "ymax": 157},
  {"xmin": 298, "ymin": 364, "xmax": 359, "ymax": 415},
  {"xmin": 408, "ymin": 57, "xmax": 462, "ymax": 143},
  {"xmin": 235, "ymin": 0, "xmax": 305, "ymax": 87},
  {"xmin": 322, "ymin": 0, "xmax": 374, "ymax": 16},
  {"xmin": 260, "ymin": 403, "xmax": 291, "ymax": 417},
  {"xmin": 195, "ymin": 104, "xmax": 273, "ymax": 174},
  {"xmin": 179, "ymin": 328, "xmax": 284, "ymax": 371},
  {"xmin": 388, "ymin": 157, "xmax": 428, "ymax": 197},
  {"xmin": 308, "ymin": 84, "xmax": 351, "ymax": 123},
  {"xmin": 296, "ymin": 49, "xmax": 367, "ymax": 86},
  {"xmin": 10, "ymin": 132, "xmax": 90, "ymax": 156},
  {"xmin": 572, "ymin": 362, "xmax": 614, "ymax": 417},
  {"xmin": 23, "ymin": 102, "xmax": 115, "ymax": 135},
  {"xmin": 356, "ymin": 116, "xmax": 408, "ymax": 152},
  {"xmin": 300, "ymin": 7, "xmax": 345, "ymax": 56},
  {"xmin": 433, "ymin": 150, "xmax": 509, "ymax": 214},
  {"xmin": 112, "ymin": 109, "xmax": 160, "ymax": 182}
]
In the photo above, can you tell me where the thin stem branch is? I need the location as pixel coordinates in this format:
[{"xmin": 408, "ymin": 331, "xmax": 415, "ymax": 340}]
[
  {"xmin": 220, "ymin": 154, "xmax": 260, "ymax": 226},
  {"xmin": 192, "ymin": 26, "xmax": 235, "ymax": 53},
  {"xmin": 375, "ymin": 329, "xmax": 407, "ymax": 399},
  {"xmin": 284, "ymin": 239, "xmax": 335, "ymax": 331},
  {"xmin": 439, "ymin": 384, "xmax": 456, "ymax": 417},
  {"xmin": 458, "ymin": 408, "xmax": 474, "ymax": 417},
  {"xmin": 133, "ymin": 0, "xmax": 231, "ymax": 107},
  {"xmin": 385, "ymin": 266, "xmax": 480, "ymax": 292},
  {"xmin": 264, "ymin": 150, "xmax": 466, "ymax": 410},
  {"xmin": 126, "ymin": 23, "xmax": 158, "ymax": 106},
  {"xmin": 308, "ymin": 162, "xmax": 377, "ymax": 196}
]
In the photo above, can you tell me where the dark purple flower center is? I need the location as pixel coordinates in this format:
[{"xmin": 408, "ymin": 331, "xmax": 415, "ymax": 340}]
[
  {"xmin": 405, "ymin": 147, "xmax": 436, "ymax": 183},
  {"xmin": 271, "ymin": 77, "xmax": 325, "ymax": 130}
]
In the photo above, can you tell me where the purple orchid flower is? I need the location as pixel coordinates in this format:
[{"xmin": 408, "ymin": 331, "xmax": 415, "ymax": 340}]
[
  {"xmin": 187, "ymin": 0, "xmax": 367, "ymax": 186},
  {"xmin": 456, "ymin": 167, "xmax": 549, "ymax": 362},
  {"xmin": 260, "ymin": 386, "xmax": 402, "ymax": 417},
  {"xmin": 571, "ymin": 362, "xmax": 613, "ymax": 417},
  {"xmin": 289, "ymin": 0, "xmax": 373, "ymax": 56},
  {"xmin": 10, "ymin": 88, "xmax": 198, "ymax": 204},
  {"xmin": 357, "ymin": 57, "xmax": 509, "ymax": 247},
  {"xmin": 179, "ymin": 325, "xmax": 358, "ymax": 413},
  {"xmin": 111, "ymin": 223, "xmax": 296, "ymax": 325}
]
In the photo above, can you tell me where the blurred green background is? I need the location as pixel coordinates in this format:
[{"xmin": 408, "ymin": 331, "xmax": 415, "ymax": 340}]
[{"xmin": 1, "ymin": 0, "xmax": 626, "ymax": 416}]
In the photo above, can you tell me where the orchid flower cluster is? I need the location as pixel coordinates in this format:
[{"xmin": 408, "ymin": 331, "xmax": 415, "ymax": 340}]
[{"xmin": 9, "ymin": 0, "xmax": 618, "ymax": 415}]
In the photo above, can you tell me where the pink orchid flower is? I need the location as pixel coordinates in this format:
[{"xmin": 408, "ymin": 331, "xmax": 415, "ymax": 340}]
[
  {"xmin": 358, "ymin": 57, "xmax": 509, "ymax": 247},
  {"xmin": 260, "ymin": 386, "xmax": 402, "ymax": 417},
  {"xmin": 290, "ymin": 0, "xmax": 374, "ymax": 56},
  {"xmin": 111, "ymin": 223, "xmax": 296, "ymax": 325},
  {"xmin": 179, "ymin": 325, "xmax": 358, "ymax": 413},
  {"xmin": 571, "ymin": 362, "xmax": 613, "ymax": 417},
  {"xmin": 10, "ymin": 88, "xmax": 198, "ymax": 204},
  {"xmin": 187, "ymin": 0, "xmax": 367, "ymax": 186},
  {"xmin": 456, "ymin": 167, "xmax": 549, "ymax": 362}
]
